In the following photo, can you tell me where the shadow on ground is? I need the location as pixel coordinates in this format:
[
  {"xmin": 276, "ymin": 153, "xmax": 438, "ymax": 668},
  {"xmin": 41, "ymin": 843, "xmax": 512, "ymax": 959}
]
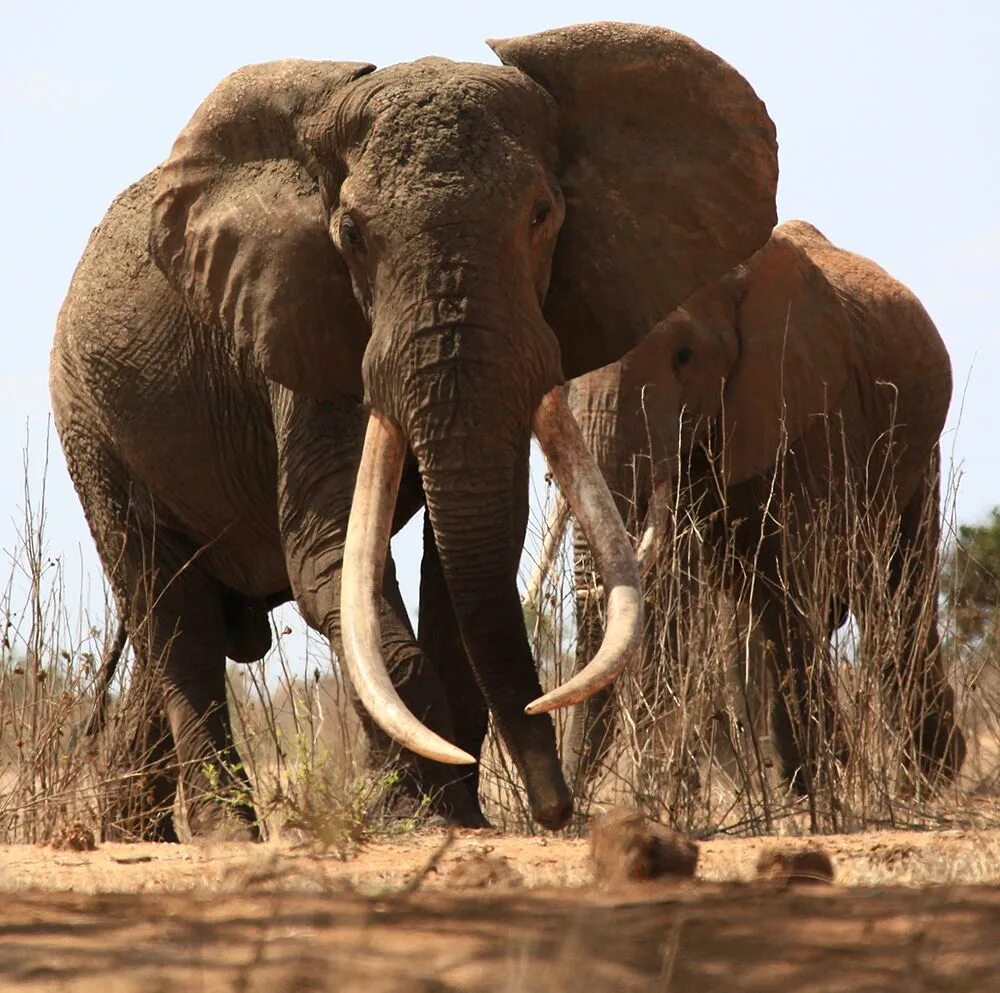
[{"xmin": 2, "ymin": 881, "xmax": 997, "ymax": 992}]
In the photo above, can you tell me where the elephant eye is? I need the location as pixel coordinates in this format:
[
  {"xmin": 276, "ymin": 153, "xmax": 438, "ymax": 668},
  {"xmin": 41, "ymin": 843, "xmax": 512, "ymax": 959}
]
[
  {"xmin": 531, "ymin": 200, "xmax": 552, "ymax": 227},
  {"xmin": 340, "ymin": 214, "xmax": 365, "ymax": 254},
  {"xmin": 676, "ymin": 346, "xmax": 694, "ymax": 368}
]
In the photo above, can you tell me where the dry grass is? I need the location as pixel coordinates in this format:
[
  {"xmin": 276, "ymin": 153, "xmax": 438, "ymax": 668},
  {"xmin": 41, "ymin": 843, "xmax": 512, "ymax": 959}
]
[
  {"xmin": 512, "ymin": 421, "xmax": 999, "ymax": 838},
  {"xmin": 1, "ymin": 424, "xmax": 997, "ymax": 847},
  {"xmin": 0, "ymin": 434, "xmax": 422, "ymax": 849}
]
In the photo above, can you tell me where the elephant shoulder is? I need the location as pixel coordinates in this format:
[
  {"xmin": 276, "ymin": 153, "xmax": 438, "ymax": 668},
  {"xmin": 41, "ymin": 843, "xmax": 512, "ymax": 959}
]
[
  {"xmin": 773, "ymin": 220, "xmax": 943, "ymax": 347},
  {"xmin": 53, "ymin": 170, "xmax": 265, "ymax": 421},
  {"xmin": 56, "ymin": 169, "xmax": 180, "ymax": 359},
  {"xmin": 764, "ymin": 220, "xmax": 951, "ymax": 455},
  {"xmin": 779, "ymin": 220, "xmax": 949, "ymax": 386},
  {"xmin": 738, "ymin": 220, "xmax": 858, "ymax": 388}
]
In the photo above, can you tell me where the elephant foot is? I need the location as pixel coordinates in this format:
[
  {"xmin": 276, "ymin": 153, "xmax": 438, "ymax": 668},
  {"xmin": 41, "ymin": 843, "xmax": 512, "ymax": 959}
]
[
  {"xmin": 781, "ymin": 750, "xmax": 847, "ymax": 800},
  {"xmin": 773, "ymin": 723, "xmax": 850, "ymax": 800},
  {"xmin": 913, "ymin": 714, "xmax": 966, "ymax": 788},
  {"xmin": 186, "ymin": 801, "xmax": 261, "ymax": 843},
  {"xmin": 423, "ymin": 809, "xmax": 494, "ymax": 831},
  {"xmin": 105, "ymin": 809, "xmax": 181, "ymax": 843},
  {"xmin": 444, "ymin": 805, "xmax": 493, "ymax": 830},
  {"xmin": 388, "ymin": 771, "xmax": 492, "ymax": 829},
  {"xmin": 143, "ymin": 813, "xmax": 181, "ymax": 843},
  {"xmin": 102, "ymin": 768, "xmax": 181, "ymax": 843}
]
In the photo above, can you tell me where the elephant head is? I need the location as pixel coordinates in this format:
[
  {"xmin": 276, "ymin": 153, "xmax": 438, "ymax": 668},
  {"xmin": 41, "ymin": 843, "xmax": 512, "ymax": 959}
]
[
  {"xmin": 583, "ymin": 219, "xmax": 929, "ymax": 567},
  {"xmin": 565, "ymin": 219, "xmax": 961, "ymax": 796},
  {"xmin": 147, "ymin": 23, "xmax": 777, "ymax": 819}
]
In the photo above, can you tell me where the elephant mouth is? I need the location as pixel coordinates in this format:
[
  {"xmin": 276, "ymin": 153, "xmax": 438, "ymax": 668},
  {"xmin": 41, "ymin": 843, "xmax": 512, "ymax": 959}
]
[{"xmin": 339, "ymin": 385, "xmax": 644, "ymax": 764}]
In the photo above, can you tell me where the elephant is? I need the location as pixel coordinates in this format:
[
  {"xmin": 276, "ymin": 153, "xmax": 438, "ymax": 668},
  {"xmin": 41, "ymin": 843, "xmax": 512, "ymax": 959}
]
[
  {"xmin": 50, "ymin": 22, "xmax": 778, "ymax": 840},
  {"xmin": 534, "ymin": 220, "xmax": 966, "ymax": 798}
]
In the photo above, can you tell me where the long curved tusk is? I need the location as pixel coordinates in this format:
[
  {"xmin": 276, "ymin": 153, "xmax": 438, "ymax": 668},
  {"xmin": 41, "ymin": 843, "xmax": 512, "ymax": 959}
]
[
  {"xmin": 522, "ymin": 494, "xmax": 571, "ymax": 612},
  {"xmin": 526, "ymin": 386, "xmax": 643, "ymax": 715},
  {"xmin": 635, "ymin": 478, "xmax": 672, "ymax": 579},
  {"xmin": 341, "ymin": 410, "xmax": 475, "ymax": 765}
]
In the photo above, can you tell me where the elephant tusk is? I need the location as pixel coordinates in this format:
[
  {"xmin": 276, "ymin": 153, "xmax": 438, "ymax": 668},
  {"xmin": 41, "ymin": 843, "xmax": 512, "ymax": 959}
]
[
  {"xmin": 522, "ymin": 494, "xmax": 571, "ymax": 612},
  {"xmin": 341, "ymin": 410, "xmax": 476, "ymax": 766},
  {"xmin": 526, "ymin": 386, "xmax": 643, "ymax": 715},
  {"xmin": 636, "ymin": 478, "xmax": 672, "ymax": 578}
]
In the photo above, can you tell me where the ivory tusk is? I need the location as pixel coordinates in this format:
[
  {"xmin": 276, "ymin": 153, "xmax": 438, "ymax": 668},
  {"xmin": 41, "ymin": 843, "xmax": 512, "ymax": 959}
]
[
  {"xmin": 636, "ymin": 478, "xmax": 672, "ymax": 578},
  {"xmin": 341, "ymin": 410, "xmax": 475, "ymax": 765},
  {"xmin": 525, "ymin": 386, "xmax": 643, "ymax": 714}
]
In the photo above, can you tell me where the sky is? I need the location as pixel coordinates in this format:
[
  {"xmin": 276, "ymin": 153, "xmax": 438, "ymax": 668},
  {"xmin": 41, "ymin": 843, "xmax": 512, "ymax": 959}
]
[{"xmin": 1, "ymin": 0, "xmax": 998, "ymax": 640}]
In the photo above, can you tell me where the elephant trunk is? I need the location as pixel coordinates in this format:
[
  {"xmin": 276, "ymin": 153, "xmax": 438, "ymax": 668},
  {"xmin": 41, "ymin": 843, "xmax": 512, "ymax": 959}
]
[
  {"xmin": 340, "ymin": 342, "xmax": 643, "ymax": 827},
  {"xmin": 568, "ymin": 365, "xmax": 675, "ymax": 576},
  {"xmin": 415, "ymin": 414, "xmax": 572, "ymax": 827}
]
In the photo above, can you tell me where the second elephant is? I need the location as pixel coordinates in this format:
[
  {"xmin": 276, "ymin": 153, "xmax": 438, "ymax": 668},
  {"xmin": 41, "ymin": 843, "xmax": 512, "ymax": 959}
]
[{"xmin": 546, "ymin": 220, "xmax": 966, "ymax": 796}]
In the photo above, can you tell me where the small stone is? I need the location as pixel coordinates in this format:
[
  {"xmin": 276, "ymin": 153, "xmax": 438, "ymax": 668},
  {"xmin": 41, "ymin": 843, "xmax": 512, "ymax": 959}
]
[
  {"xmin": 754, "ymin": 846, "xmax": 834, "ymax": 885},
  {"xmin": 50, "ymin": 821, "xmax": 97, "ymax": 852},
  {"xmin": 589, "ymin": 806, "xmax": 698, "ymax": 883},
  {"xmin": 445, "ymin": 852, "xmax": 524, "ymax": 889}
]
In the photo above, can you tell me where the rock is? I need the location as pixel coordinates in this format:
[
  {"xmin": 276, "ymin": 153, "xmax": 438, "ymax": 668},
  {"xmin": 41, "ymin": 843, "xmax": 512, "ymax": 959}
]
[
  {"xmin": 445, "ymin": 852, "xmax": 524, "ymax": 889},
  {"xmin": 589, "ymin": 806, "xmax": 698, "ymax": 883},
  {"xmin": 754, "ymin": 846, "xmax": 835, "ymax": 885}
]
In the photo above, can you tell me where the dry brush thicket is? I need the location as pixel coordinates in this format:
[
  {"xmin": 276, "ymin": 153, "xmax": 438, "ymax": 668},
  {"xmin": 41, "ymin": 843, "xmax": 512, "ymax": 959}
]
[
  {"xmin": 512, "ymin": 419, "xmax": 999, "ymax": 837},
  {"xmin": 1, "ymin": 428, "xmax": 997, "ymax": 845}
]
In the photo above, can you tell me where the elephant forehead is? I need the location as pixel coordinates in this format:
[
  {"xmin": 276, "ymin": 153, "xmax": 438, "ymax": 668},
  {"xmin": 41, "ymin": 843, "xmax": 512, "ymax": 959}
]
[{"xmin": 344, "ymin": 60, "xmax": 558, "ymax": 199}]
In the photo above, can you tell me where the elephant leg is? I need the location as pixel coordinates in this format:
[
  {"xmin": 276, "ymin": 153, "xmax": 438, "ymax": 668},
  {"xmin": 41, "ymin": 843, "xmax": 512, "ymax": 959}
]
[
  {"xmin": 57, "ymin": 450, "xmax": 186, "ymax": 841},
  {"xmin": 882, "ymin": 465, "xmax": 965, "ymax": 785},
  {"xmin": 129, "ymin": 557, "xmax": 259, "ymax": 841},
  {"xmin": 106, "ymin": 673, "xmax": 180, "ymax": 843},
  {"xmin": 339, "ymin": 551, "xmax": 489, "ymax": 828},
  {"xmin": 417, "ymin": 512, "xmax": 491, "ymax": 827},
  {"xmin": 756, "ymin": 590, "xmax": 845, "ymax": 797},
  {"xmin": 58, "ymin": 431, "xmax": 259, "ymax": 839},
  {"xmin": 562, "ymin": 687, "xmax": 615, "ymax": 795},
  {"xmin": 109, "ymin": 569, "xmax": 258, "ymax": 840}
]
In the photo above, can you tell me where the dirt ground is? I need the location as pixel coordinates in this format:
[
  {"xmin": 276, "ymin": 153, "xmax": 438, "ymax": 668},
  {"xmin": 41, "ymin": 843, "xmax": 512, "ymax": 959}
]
[{"xmin": 1, "ymin": 828, "xmax": 998, "ymax": 992}]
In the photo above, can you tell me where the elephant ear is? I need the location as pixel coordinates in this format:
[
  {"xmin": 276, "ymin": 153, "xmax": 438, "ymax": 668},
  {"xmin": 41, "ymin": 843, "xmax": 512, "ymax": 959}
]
[
  {"xmin": 488, "ymin": 22, "xmax": 778, "ymax": 379},
  {"xmin": 149, "ymin": 60, "xmax": 375, "ymax": 399},
  {"xmin": 719, "ymin": 221, "xmax": 854, "ymax": 485}
]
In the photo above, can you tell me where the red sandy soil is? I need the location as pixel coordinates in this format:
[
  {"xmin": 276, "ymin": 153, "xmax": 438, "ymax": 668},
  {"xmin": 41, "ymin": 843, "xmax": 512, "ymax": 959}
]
[{"xmin": 1, "ymin": 828, "xmax": 997, "ymax": 991}]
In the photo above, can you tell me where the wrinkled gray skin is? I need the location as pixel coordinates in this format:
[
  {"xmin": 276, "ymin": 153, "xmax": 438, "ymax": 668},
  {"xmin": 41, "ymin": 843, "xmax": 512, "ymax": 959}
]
[
  {"xmin": 50, "ymin": 23, "xmax": 777, "ymax": 839},
  {"xmin": 565, "ymin": 221, "xmax": 966, "ymax": 796}
]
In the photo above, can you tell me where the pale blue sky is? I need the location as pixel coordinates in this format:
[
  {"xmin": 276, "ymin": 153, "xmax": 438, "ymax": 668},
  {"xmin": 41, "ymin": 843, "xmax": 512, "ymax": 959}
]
[{"xmin": 2, "ymin": 0, "xmax": 997, "ymax": 626}]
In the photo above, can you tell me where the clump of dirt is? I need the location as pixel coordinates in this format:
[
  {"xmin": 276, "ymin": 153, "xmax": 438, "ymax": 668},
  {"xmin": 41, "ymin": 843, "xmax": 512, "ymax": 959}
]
[
  {"xmin": 445, "ymin": 850, "xmax": 524, "ymax": 889},
  {"xmin": 869, "ymin": 843, "xmax": 916, "ymax": 867},
  {"xmin": 589, "ymin": 806, "xmax": 698, "ymax": 883},
  {"xmin": 754, "ymin": 845, "xmax": 835, "ymax": 885},
  {"xmin": 49, "ymin": 821, "xmax": 97, "ymax": 852}
]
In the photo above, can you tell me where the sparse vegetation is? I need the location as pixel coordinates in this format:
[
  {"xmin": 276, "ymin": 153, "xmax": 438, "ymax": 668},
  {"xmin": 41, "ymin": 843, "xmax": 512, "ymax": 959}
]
[
  {"xmin": 1, "ymin": 431, "xmax": 997, "ymax": 847},
  {"xmin": 511, "ymin": 431, "xmax": 999, "ymax": 838}
]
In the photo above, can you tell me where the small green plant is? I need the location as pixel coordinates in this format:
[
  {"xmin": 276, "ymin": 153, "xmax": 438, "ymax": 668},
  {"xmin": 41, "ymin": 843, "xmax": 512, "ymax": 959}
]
[{"xmin": 275, "ymin": 761, "xmax": 429, "ymax": 859}]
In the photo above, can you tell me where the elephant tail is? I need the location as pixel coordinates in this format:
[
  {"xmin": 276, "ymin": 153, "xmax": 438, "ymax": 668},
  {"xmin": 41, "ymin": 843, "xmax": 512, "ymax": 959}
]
[{"xmin": 85, "ymin": 618, "xmax": 127, "ymax": 737}]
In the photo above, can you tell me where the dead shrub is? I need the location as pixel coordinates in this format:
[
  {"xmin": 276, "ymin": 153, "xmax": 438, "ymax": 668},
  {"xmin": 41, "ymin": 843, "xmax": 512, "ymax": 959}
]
[{"xmin": 2, "ymin": 417, "xmax": 996, "ymax": 846}]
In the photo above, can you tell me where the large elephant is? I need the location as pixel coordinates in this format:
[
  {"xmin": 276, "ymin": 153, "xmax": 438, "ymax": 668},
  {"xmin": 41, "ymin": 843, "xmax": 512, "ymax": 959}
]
[
  {"xmin": 542, "ymin": 220, "xmax": 966, "ymax": 797},
  {"xmin": 50, "ymin": 23, "xmax": 777, "ymax": 840}
]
